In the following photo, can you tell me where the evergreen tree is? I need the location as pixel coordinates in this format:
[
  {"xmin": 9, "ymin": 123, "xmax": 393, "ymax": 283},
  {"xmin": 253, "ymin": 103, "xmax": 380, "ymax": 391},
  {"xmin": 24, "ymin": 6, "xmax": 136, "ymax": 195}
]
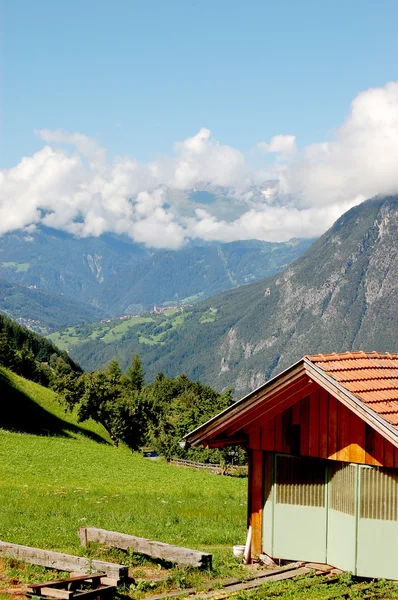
[
  {"xmin": 0, "ymin": 331, "xmax": 17, "ymax": 369},
  {"xmin": 125, "ymin": 354, "xmax": 145, "ymax": 392}
]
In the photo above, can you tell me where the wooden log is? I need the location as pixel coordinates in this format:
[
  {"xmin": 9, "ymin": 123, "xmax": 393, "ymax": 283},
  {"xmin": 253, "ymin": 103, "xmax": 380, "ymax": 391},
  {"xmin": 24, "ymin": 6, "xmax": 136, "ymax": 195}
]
[
  {"xmin": 0, "ymin": 540, "xmax": 128, "ymax": 581},
  {"xmin": 79, "ymin": 527, "xmax": 211, "ymax": 569}
]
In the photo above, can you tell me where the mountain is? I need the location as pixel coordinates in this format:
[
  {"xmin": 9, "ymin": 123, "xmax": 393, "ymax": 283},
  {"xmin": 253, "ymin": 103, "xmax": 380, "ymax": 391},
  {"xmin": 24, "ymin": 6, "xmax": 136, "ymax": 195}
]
[
  {"xmin": 0, "ymin": 226, "xmax": 149, "ymax": 305},
  {"xmin": 97, "ymin": 238, "xmax": 313, "ymax": 314},
  {"xmin": 69, "ymin": 195, "xmax": 398, "ymax": 396},
  {"xmin": 0, "ymin": 226, "xmax": 313, "ymax": 315},
  {"xmin": 0, "ymin": 278, "xmax": 104, "ymax": 333}
]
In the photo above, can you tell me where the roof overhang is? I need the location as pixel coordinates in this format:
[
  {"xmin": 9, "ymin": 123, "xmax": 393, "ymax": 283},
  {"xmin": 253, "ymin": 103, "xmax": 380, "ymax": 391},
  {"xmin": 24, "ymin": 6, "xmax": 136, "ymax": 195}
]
[{"xmin": 184, "ymin": 357, "xmax": 398, "ymax": 450}]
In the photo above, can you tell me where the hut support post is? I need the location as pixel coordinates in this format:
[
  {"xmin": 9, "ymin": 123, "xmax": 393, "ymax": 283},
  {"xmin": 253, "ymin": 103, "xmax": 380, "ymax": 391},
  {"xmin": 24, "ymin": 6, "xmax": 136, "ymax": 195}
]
[{"xmin": 249, "ymin": 446, "xmax": 264, "ymax": 558}]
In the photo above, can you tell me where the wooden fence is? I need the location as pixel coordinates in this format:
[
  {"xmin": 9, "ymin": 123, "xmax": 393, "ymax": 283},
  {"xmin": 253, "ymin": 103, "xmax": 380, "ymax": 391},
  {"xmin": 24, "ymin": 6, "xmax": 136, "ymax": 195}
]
[{"xmin": 168, "ymin": 457, "xmax": 248, "ymax": 475}]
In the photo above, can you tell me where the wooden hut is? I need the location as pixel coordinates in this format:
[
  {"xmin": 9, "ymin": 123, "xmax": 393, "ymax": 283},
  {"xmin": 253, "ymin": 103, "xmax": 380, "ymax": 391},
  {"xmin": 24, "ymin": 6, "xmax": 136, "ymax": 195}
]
[{"xmin": 184, "ymin": 352, "xmax": 398, "ymax": 579}]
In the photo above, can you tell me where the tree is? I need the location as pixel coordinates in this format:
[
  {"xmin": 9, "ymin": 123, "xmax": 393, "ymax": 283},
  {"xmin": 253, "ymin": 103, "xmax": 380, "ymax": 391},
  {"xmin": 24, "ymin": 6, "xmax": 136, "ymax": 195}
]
[
  {"xmin": 78, "ymin": 360, "xmax": 141, "ymax": 448},
  {"xmin": 51, "ymin": 357, "xmax": 84, "ymax": 410},
  {"xmin": 0, "ymin": 332, "xmax": 17, "ymax": 369},
  {"xmin": 142, "ymin": 373, "xmax": 235, "ymax": 460},
  {"xmin": 125, "ymin": 354, "xmax": 145, "ymax": 392},
  {"xmin": 15, "ymin": 345, "xmax": 38, "ymax": 381}
]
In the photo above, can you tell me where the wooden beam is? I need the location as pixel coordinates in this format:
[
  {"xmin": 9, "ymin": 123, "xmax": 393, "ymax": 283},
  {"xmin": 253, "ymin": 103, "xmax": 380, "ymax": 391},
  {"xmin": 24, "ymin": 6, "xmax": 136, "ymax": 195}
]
[
  {"xmin": 205, "ymin": 436, "xmax": 247, "ymax": 448},
  {"xmin": 0, "ymin": 541, "xmax": 127, "ymax": 581},
  {"xmin": 249, "ymin": 450, "xmax": 263, "ymax": 557},
  {"xmin": 79, "ymin": 527, "xmax": 211, "ymax": 569}
]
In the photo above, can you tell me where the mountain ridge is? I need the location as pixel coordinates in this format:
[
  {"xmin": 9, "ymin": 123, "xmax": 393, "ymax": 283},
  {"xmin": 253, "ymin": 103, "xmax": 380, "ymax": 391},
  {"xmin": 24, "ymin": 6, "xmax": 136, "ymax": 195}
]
[
  {"xmin": 0, "ymin": 227, "xmax": 313, "ymax": 318},
  {"xmin": 69, "ymin": 195, "xmax": 398, "ymax": 396}
]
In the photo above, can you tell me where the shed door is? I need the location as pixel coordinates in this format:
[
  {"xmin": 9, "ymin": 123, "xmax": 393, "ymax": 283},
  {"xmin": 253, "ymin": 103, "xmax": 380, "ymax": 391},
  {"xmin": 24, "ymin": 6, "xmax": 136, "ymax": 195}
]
[
  {"xmin": 357, "ymin": 466, "xmax": 398, "ymax": 579},
  {"xmin": 326, "ymin": 462, "xmax": 357, "ymax": 572},
  {"xmin": 273, "ymin": 455, "xmax": 327, "ymax": 562}
]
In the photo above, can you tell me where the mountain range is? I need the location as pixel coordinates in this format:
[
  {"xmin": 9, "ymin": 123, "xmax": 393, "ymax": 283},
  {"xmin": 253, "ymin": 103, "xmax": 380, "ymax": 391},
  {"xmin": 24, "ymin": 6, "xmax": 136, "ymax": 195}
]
[
  {"xmin": 0, "ymin": 226, "xmax": 312, "ymax": 327},
  {"xmin": 67, "ymin": 195, "xmax": 398, "ymax": 396}
]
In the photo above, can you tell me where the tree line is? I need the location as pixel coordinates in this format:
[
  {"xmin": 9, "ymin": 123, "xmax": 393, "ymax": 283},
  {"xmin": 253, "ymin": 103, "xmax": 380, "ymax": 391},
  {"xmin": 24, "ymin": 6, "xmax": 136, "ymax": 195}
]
[
  {"xmin": 52, "ymin": 354, "xmax": 245, "ymax": 464},
  {"xmin": 0, "ymin": 316, "xmax": 245, "ymax": 464}
]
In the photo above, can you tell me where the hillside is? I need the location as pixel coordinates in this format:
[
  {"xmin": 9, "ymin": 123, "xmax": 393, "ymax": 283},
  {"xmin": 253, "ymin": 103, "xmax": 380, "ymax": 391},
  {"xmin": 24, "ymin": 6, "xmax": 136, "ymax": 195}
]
[
  {"xmin": 0, "ymin": 366, "xmax": 107, "ymax": 441},
  {"xmin": 0, "ymin": 226, "xmax": 312, "ymax": 317},
  {"xmin": 69, "ymin": 196, "xmax": 398, "ymax": 395},
  {"xmin": 0, "ymin": 278, "xmax": 104, "ymax": 333},
  {"xmin": 0, "ymin": 313, "xmax": 81, "ymax": 373},
  {"xmin": 0, "ymin": 366, "xmax": 246, "ymax": 566}
]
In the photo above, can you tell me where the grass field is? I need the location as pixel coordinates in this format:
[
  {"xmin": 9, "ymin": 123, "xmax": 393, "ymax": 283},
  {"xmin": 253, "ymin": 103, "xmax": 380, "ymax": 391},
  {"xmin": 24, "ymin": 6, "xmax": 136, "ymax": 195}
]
[
  {"xmin": 0, "ymin": 367, "xmax": 247, "ymax": 595},
  {"xmin": 48, "ymin": 311, "xmax": 190, "ymax": 352},
  {"xmin": 2, "ymin": 367, "xmax": 398, "ymax": 599}
]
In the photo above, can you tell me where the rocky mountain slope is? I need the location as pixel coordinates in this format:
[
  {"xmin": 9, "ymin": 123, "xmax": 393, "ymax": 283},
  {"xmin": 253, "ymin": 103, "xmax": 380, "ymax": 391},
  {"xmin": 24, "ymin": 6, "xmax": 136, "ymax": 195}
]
[{"xmin": 70, "ymin": 195, "xmax": 398, "ymax": 396}]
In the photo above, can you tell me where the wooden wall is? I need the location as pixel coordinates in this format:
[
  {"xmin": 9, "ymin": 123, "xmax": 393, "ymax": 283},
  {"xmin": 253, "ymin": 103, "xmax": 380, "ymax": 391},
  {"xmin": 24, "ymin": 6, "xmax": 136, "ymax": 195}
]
[{"xmin": 249, "ymin": 387, "xmax": 398, "ymax": 468}]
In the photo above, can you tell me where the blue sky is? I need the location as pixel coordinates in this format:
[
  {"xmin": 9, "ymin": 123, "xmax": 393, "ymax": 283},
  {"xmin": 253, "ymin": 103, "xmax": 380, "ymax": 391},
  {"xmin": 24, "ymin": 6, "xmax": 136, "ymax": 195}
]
[
  {"xmin": 1, "ymin": 0, "xmax": 398, "ymax": 248},
  {"xmin": 2, "ymin": 0, "xmax": 398, "ymax": 166}
]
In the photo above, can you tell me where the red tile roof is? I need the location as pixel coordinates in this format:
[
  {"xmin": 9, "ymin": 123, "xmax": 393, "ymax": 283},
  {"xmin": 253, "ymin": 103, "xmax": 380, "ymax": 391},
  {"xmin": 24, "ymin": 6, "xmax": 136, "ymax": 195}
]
[{"xmin": 307, "ymin": 352, "xmax": 398, "ymax": 429}]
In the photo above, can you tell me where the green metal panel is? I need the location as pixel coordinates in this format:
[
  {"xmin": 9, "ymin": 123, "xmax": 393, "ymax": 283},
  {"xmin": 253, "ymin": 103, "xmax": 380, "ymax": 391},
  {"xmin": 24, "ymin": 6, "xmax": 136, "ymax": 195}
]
[
  {"xmin": 357, "ymin": 520, "xmax": 398, "ymax": 579},
  {"xmin": 326, "ymin": 463, "xmax": 357, "ymax": 573},
  {"xmin": 263, "ymin": 454, "xmax": 398, "ymax": 579},
  {"xmin": 356, "ymin": 466, "xmax": 398, "ymax": 579},
  {"xmin": 273, "ymin": 504, "xmax": 327, "ymax": 561},
  {"xmin": 273, "ymin": 455, "xmax": 327, "ymax": 562}
]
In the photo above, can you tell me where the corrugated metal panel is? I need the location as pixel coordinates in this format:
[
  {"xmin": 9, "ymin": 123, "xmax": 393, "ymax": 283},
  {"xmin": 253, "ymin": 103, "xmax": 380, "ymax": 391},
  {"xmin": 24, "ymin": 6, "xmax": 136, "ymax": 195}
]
[
  {"xmin": 276, "ymin": 456, "xmax": 325, "ymax": 507},
  {"xmin": 329, "ymin": 462, "xmax": 356, "ymax": 516},
  {"xmin": 360, "ymin": 467, "xmax": 398, "ymax": 521}
]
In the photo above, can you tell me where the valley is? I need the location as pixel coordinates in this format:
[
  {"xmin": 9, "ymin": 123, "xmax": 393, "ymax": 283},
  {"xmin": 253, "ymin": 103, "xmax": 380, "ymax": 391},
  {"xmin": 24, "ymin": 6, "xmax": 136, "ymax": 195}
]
[{"xmin": 49, "ymin": 196, "xmax": 398, "ymax": 397}]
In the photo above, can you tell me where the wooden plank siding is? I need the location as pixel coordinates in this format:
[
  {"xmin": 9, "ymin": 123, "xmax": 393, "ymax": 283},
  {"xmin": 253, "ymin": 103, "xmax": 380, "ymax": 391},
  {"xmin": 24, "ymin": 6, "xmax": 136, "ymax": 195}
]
[
  {"xmin": 249, "ymin": 386, "xmax": 398, "ymax": 467},
  {"xmin": 249, "ymin": 450, "xmax": 264, "ymax": 556}
]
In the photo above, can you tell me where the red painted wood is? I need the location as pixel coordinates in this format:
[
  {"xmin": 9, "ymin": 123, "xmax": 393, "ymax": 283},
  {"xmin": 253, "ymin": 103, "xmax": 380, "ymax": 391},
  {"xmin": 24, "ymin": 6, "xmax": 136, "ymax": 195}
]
[
  {"xmin": 249, "ymin": 427, "xmax": 261, "ymax": 450},
  {"xmin": 282, "ymin": 407, "xmax": 292, "ymax": 453},
  {"xmin": 373, "ymin": 430, "xmax": 385, "ymax": 466},
  {"xmin": 300, "ymin": 396, "xmax": 310, "ymax": 456},
  {"xmin": 328, "ymin": 393, "xmax": 338, "ymax": 459},
  {"xmin": 274, "ymin": 413, "xmax": 284, "ymax": 452},
  {"xmin": 349, "ymin": 412, "xmax": 366, "ymax": 464},
  {"xmin": 261, "ymin": 417, "xmax": 275, "ymax": 451},
  {"xmin": 292, "ymin": 401, "xmax": 301, "ymax": 425},
  {"xmin": 308, "ymin": 390, "xmax": 320, "ymax": 457},
  {"xmin": 250, "ymin": 449, "xmax": 263, "ymax": 556},
  {"xmin": 365, "ymin": 424, "xmax": 378, "ymax": 465},
  {"xmin": 384, "ymin": 438, "xmax": 395, "ymax": 468},
  {"xmin": 336, "ymin": 402, "xmax": 351, "ymax": 462},
  {"xmin": 319, "ymin": 388, "xmax": 329, "ymax": 458}
]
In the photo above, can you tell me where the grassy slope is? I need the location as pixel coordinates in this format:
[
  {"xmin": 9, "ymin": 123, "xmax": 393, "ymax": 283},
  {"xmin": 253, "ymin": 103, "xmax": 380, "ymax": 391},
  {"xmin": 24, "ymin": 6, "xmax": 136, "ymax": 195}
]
[{"xmin": 0, "ymin": 367, "xmax": 246, "ymax": 559}]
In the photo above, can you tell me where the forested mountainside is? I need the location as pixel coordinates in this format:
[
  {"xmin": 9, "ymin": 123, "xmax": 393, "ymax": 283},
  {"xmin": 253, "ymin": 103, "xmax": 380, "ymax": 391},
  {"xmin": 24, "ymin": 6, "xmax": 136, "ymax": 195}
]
[
  {"xmin": 69, "ymin": 196, "xmax": 398, "ymax": 396},
  {"xmin": 0, "ymin": 226, "xmax": 312, "ymax": 316},
  {"xmin": 0, "ymin": 314, "xmax": 81, "ymax": 372},
  {"xmin": 0, "ymin": 278, "xmax": 104, "ymax": 333}
]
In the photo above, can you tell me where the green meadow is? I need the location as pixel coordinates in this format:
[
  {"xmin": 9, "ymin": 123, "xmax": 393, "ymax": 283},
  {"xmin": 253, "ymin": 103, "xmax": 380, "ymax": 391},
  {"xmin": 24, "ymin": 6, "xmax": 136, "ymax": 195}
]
[
  {"xmin": 2, "ymin": 367, "xmax": 398, "ymax": 599},
  {"xmin": 48, "ymin": 311, "xmax": 189, "ymax": 353},
  {"xmin": 0, "ymin": 367, "xmax": 247, "ymax": 565}
]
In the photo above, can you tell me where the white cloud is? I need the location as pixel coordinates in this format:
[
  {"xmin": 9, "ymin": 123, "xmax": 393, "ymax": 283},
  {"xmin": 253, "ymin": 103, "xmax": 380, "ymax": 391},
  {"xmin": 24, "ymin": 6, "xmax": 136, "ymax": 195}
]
[
  {"xmin": 1, "ymin": 82, "xmax": 398, "ymax": 248},
  {"xmin": 257, "ymin": 135, "xmax": 297, "ymax": 157}
]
